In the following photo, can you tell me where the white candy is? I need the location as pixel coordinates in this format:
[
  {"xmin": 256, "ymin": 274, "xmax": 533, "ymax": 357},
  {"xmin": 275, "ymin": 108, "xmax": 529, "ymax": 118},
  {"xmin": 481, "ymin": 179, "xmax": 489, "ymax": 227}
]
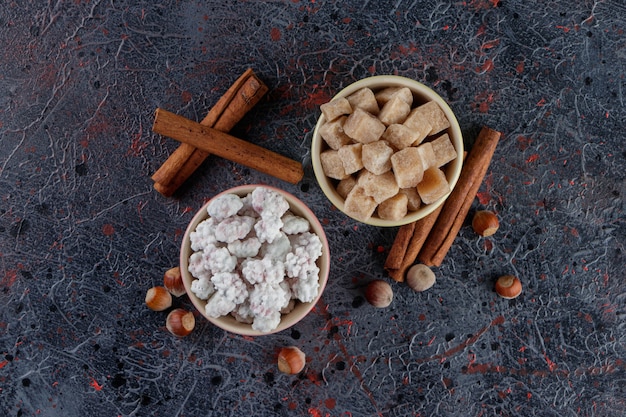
[
  {"xmin": 281, "ymin": 213, "xmax": 310, "ymax": 235},
  {"xmin": 190, "ymin": 276, "xmax": 215, "ymax": 300},
  {"xmin": 207, "ymin": 193, "xmax": 244, "ymax": 220},
  {"xmin": 205, "ymin": 292, "xmax": 237, "ymax": 318},
  {"xmin": 228, "ymin": 237, "xmax": 261, "ymax": 258}
]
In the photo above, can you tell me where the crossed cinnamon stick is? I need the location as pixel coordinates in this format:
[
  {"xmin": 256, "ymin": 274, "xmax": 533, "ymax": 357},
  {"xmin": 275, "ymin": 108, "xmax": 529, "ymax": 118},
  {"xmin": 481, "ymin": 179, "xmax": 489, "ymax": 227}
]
[
  {"xmin": 153, "ymin": 109, "xmax": 304, "ymax": 185},
  {"xmin": 151, "ymin": 69, "xmax": 303, "ymax": 196}
]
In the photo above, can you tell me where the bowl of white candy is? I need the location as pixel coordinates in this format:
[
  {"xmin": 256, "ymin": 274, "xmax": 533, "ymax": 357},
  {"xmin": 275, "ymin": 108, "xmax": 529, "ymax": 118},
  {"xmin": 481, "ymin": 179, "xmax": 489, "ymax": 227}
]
[{"xmin": 180, "ymin": 185, "xmax": 330, "ymax": 336}]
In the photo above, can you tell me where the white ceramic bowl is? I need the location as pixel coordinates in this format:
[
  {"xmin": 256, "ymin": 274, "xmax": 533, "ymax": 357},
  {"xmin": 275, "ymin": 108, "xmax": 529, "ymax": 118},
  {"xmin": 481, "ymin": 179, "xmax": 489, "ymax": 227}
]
[
  {"xmin": 311, "ymin": 75, "xmax": 464, "ymax": 227},
  {"xmin": 180, "ymin": 185, "xmax": 330, "ymax": 336}
]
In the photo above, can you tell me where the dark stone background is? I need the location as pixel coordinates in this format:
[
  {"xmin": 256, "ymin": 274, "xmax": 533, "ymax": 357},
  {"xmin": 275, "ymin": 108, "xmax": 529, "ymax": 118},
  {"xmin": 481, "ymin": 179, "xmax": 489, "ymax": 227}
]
[{"xmin": 1, "ymin": 1, "xmax": 624, "ymax": 416}]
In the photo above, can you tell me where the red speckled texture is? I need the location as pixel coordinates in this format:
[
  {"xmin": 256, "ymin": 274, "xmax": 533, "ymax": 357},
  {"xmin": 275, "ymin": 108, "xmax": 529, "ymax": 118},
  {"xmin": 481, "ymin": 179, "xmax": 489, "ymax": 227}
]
[{"xmin": 1, "ymin": 1, "xmax": 625, "ymax": 416}]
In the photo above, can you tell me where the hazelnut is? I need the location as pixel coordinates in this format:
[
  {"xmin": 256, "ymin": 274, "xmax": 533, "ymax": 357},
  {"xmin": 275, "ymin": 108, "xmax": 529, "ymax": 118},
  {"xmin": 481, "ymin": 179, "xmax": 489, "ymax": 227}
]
[
  {"xmin": 163, "ymin": 266, "xmax": 186, "ymax": 297},
  {"xmin": 365, "ymin": 280, "xmax": 393, "ymax": 308},
  {"xmin": 145, "ymin": 286, "xmax": 173, "ymax": 311},
  {"xmin": 277, "ymin": 346, "xmax": 306, "ymax": 374},
  {"xmin": 472, "ymin": 210, "xmax": 499, "ymax": 237},
  {"xmin": 495, "ymin": 275, "xmax": 522, "ymax": 299},
  {"xmin": 406, "ymin": 264, "xmax": 436, "ymax": 292},
  {"xmin": 166, "ymin": 308, "xmax": 195, "ymax": 337}
]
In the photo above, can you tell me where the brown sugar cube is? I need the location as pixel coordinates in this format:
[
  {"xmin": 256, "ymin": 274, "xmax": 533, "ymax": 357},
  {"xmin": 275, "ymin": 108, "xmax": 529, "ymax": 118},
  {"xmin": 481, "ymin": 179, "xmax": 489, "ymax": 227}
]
[
  {"xmin": 336, "ymin": 176, "xmax": 357, "ymax": 199},
  {"xmin": 402, "ymin": 111, "xmax": 433, "ymax": 146},
  {"xmin": 382, "ymin": 124, "xmax": 420, "ymax": 150},
  {"xmin": 390, "ymin": 147, "xmax": 425, "ymax": 188},
  {"xmin": 320, "ymin": 149, "xmax": 349, "ymax": 180},
  {"xmin": 430, "ymin": 133, "xmax": 458, "ymax": 167},
  {"xmin": 404, "ymin": 101, "xmax": 450, "ymax": 135},
  {"xmin": 343, "ymin": 108, "xmax": 386, "ymax": 144},
  {"xmin": 362, "ymin": 141, "xmax": 393, "ymax": 175},
  {"xmin": 346, "ymin": 88, "xmax": 379, "ymax": 115},
  {"xmin": 416, "ymin": 167, "xmax": 450, "ymax": 204},
  {"xmin": 319, "ymin": 116, "xmax": 353, "ymax": 150},
  {"xmin": 409, "ymin": 121, "xmax": 432, "ymax": 146},
  {"xmin": 344, "ymin": 185, "xmax": 378, "ymax": 222},
  {"xmin": 377, "ymin": 193, "xmax": 408, "ymax": 221},
  {"xmin": 378, "ymin": 95, "xmax": 411, "ymax": 126},
  {"xmin": 416, "ymin": 142, "xmax": 436, "ymax": 170},
  {"xmin": 374, "ymin": 87, "xmax": 413, "ymax": 107},
  {"xmin": 358, "ymin": 170, "xmax": 399, "ymax": 204},
  {"xmin": 399, "ymin": 187, "xmax": 421, "ymax": 211},
  {"xmin": 338, "ymin": 143, "xmax": 363, "ymax": 175},
  {"xmin": 320, "ymin": 97, "xmax": 352, "ymax": 122}
]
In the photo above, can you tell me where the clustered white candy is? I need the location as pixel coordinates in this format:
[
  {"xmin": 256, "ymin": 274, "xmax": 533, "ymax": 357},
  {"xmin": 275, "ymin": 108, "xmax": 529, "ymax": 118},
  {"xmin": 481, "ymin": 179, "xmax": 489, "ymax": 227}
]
[{"xmin": 188, "ymin": 187, "xmax": 324, "ymax": 333}]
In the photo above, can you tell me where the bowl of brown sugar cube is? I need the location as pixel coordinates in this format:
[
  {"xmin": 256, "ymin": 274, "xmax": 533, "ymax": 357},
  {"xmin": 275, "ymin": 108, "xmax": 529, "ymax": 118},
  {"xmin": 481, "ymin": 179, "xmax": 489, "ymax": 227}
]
[{"xmin": 311, "ymin": 75, "xmax": 464, "ymax": 227}]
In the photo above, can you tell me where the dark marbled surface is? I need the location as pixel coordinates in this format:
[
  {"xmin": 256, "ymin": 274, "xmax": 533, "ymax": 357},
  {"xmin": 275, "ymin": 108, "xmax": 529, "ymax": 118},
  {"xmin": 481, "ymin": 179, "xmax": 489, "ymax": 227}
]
[{"xmin": 1, "ymin": 1, "xmax": 625, "ymax": 416}]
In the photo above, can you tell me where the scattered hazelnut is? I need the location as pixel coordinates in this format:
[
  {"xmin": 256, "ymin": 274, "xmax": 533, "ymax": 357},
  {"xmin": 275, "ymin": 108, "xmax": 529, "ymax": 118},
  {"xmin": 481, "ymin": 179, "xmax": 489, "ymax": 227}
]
[
  {"xmin": 365, "ymin": 280, "xmax": 393, "ymax": 308},
  {"xmin": 277, "ymin": 346, "xmax": 306, "ymax": 374},
  {"xmin": 163, "ymin": 266, "xmax": 186, "ymax": 297},
  {"xmin": 495, "ymin": 275, "xmax": 522, "ymax": 299},
  {"xmin": 406, "ymin": 264, "xmax": 436, "ymax": 292},
  {"xmin": 472, "ymin": 210, "xmax": 499, "ymax": 237},
  {"xmin": 145, "ymin": 286, "xmax": 173, "ymax": 311},
  {"xmin": 166, "ymin": 308, "xmax": 195, "ymax": 337}
]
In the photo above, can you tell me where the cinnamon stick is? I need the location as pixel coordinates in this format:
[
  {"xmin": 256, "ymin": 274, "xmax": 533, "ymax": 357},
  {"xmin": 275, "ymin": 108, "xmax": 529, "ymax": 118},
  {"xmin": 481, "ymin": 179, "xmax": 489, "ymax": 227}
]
[
  {"xmin": 417, "ymin": 126, "xmax": 501, "ymax": 266},
  {"xmin": 152, "ymin": 108, "xmax": 304, "ymax": 185},
  {"xmin": 385, "ymin": 153, "xmax": 468, "ymax": 281},
  {"xmin": 151, "ymin": 68, "xmax": 268, "ymax": 196},
  {"xmin": 384, "ymin": 222, "xmax": 416, "ymax": 271},
  {"xmin": 386, "ymin": 204, "xmax": 444, "ymax": 282}
]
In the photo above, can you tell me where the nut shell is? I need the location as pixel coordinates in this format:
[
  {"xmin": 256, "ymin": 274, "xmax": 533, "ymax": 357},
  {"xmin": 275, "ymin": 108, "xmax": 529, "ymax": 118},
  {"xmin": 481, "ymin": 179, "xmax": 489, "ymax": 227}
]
[
  {"xmin": 472, "ymin": 210, "xmax": 499, "ymax": 237},
  {"xmin": 163, "ymin": 266, "xmax": 186, "ymax": 297},
  {"xmin": 277, "ymin": 346, "xmax": 306, "ymax": 374},
  {"xmin": 145, "ymin": 286, "xmax": 173, "ymax": 311},
  {"xmin": 495, "ymin": 275, "xmax": 522, "ymax": 299},
  {"xmin": 166, "ymin": 308, "xmax": 195, "ymax": 337},
  {"xmin": 406, "ymin": 264, "xmax": 436, "ymax": 292},
  {"xmin": 365, "ymin": 280, "xmax": 393, "ymax": 308}
]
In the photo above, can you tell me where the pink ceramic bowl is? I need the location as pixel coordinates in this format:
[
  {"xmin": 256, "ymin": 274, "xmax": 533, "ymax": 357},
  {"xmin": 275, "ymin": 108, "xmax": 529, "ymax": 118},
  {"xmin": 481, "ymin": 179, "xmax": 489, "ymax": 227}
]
[{"xmin": 180, "ymin": 185, "xmax": 330, "ymax": 336}]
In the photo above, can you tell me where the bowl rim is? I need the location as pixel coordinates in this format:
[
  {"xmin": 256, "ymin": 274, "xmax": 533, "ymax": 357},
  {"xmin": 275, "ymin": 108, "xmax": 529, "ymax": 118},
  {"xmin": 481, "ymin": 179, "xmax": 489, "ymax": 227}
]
[
  {"xmin": 179, "ymin": 184, "xmax": 330, "ymax": 336},
  {"xmin": 311, "ymin": 75, "xmax": 464, "ymax": 227}
]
